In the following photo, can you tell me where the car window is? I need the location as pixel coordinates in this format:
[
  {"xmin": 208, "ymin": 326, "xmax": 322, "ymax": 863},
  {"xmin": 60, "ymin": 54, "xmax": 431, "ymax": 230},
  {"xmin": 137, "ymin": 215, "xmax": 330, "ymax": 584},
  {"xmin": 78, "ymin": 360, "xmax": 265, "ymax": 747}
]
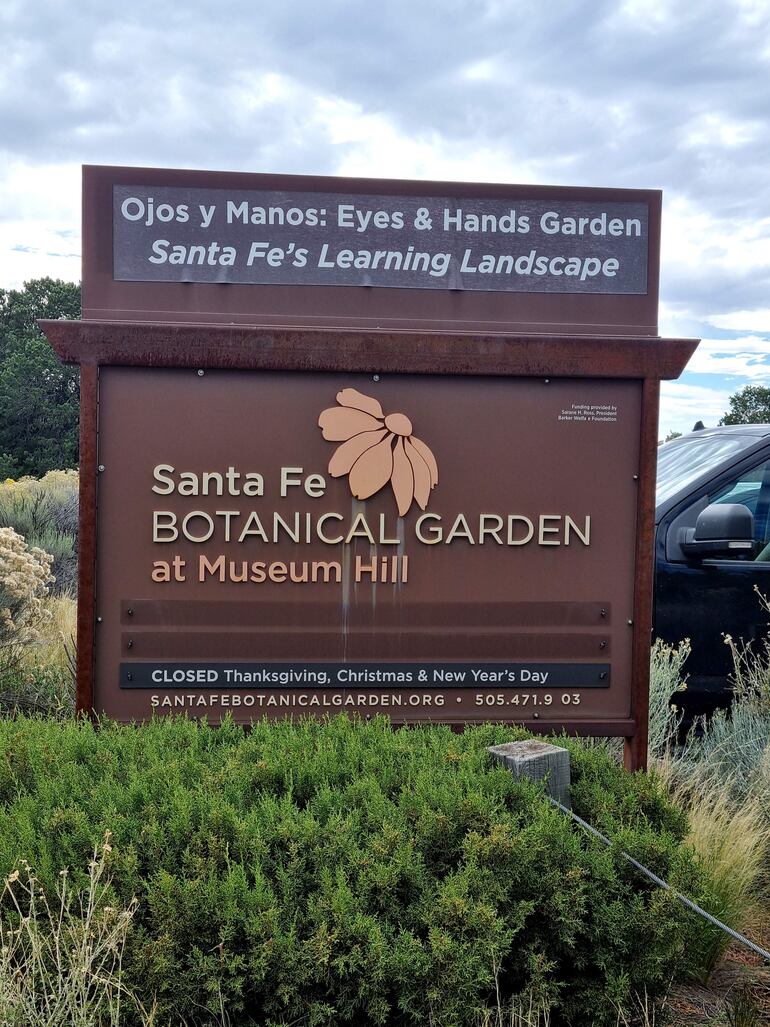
[
  {"xmin": 656, "ymin": 433, "xmax": 763, "ymax": 505},
  {"xmin": 711, "ymin": 459, "xmax": 770, "ymax": 548},
  {"xmin": 712, "ymin": 481, "xmax": 761, "ymax": 513}
]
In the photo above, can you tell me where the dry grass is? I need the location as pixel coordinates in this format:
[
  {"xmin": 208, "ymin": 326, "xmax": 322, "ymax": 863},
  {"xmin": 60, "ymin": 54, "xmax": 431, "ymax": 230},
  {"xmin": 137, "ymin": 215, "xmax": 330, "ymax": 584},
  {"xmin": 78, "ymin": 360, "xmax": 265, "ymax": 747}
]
[
  {"xmin": 665, "ymin": 960, "xmax": 770, "ymax": 1026},
  {"xmin": 0, "ymin": 592, "xmax": 77, "ymax": 716},
  {"xmin": 659, "ymin": 760, "xmax": 770, "ymax": 905},
  {"xmin": 654, "ymin": 758, "xmax": 770, "ymax": 979},
  {"xmin": 19, "ymin": 592, "xmax": 76, "ymax": 675},
  {"xmin": 615, "ymin": 991, "xmax": 660, "ymax": 1026},
  {"xmin": 0, "ymin": 834, "xmax": 156, "ymax": 1027},
  {"xmin": 475, "ymin": 997, "xmax": 551, "ymax": 1027}
]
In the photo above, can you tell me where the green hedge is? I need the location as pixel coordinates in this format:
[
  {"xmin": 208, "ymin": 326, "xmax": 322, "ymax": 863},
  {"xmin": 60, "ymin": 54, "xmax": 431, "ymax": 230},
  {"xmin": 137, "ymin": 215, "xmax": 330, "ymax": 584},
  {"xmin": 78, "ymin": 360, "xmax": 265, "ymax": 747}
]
[{"xmin": 0, "ymin": 716, "xmax": 710, "ymax": 1026}]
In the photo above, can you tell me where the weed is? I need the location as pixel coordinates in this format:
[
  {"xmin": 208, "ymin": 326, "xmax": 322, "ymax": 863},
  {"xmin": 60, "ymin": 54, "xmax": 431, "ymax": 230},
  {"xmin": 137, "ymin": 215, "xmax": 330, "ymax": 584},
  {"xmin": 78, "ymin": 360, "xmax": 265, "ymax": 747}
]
[
  {"xmin": 724, "ymin": 981, "xmax": 762, "ymax": 1027},
  {"xmin": 0, "ymin": 834, "xmax": 153, "ymax": 1027},
  {"xmin": 615, "ymin": 990, "xmax": 659, "ymax": 1026},
  {"xmin": 648, "ymin": 639, "xmax": 689, "ymax": 759},
  {"xmin": 18, "ymin": 592, "xmax": 77, "ymax": 676},
  {"xmin": 723, "ymin": 589, "xmax": 770, "ymax": 715},
  {"xmin": 475, "ymin": 996, "xmax": 551, "ymax": 1026}
]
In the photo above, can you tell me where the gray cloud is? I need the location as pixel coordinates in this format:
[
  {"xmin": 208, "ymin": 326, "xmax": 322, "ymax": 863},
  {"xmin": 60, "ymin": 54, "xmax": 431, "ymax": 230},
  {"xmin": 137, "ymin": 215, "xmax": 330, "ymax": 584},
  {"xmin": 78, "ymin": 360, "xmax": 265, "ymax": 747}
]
[{"xmin": 2, "ymin": 0, "xmax": 770, "ymax": 319}]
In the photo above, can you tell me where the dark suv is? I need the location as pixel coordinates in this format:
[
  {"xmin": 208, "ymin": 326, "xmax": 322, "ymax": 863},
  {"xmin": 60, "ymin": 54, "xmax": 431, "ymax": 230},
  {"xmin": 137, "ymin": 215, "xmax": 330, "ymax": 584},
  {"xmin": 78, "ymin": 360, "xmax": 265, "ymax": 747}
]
[{"xmin": 655, "ymin": 424, "xmax": 770, "ymax": 713}]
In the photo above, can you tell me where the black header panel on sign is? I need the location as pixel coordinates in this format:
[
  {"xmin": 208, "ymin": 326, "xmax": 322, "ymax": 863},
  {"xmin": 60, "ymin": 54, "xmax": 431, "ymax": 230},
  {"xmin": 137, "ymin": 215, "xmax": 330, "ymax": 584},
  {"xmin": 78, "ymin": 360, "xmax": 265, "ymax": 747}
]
[{"xmin": 113, "ymin": 185, "xmax": 649, "ymax": 296}]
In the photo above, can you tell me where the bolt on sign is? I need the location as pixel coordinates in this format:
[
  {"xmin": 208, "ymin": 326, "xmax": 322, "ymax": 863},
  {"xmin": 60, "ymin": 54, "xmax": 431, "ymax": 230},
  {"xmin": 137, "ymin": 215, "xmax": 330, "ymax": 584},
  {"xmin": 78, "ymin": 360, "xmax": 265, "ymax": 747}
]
[{"xmin": 42, "ymin": 165, "xmax": 699, "ymax": 770}]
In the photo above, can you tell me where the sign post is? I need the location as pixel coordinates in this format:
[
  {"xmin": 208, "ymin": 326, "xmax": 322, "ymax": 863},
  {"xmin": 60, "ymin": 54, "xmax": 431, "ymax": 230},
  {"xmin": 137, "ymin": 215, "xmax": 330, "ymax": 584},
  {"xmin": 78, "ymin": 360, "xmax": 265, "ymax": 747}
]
[{"xmin": 43, "ymin": 165, "xmax": 698, "ymax": 770}]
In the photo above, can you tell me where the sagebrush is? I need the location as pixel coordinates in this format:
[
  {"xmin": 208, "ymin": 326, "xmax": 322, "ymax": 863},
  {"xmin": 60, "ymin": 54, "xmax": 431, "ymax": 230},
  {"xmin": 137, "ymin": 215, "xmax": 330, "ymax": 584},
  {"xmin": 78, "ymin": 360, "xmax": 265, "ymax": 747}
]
[
  {"xmin": 0, "ymin": 470, "xmax": 78, "ymax": 594},
  {"xmin": 0, "ymin": 525, "xmax": 53, "ymax": 672},
  {"xmin": 648, "ymin": 638, "xmax": 688, "ymax": 759},
  {"xmin": 0, "ymin": 472, "xmax": 77, "ymax": 715}
]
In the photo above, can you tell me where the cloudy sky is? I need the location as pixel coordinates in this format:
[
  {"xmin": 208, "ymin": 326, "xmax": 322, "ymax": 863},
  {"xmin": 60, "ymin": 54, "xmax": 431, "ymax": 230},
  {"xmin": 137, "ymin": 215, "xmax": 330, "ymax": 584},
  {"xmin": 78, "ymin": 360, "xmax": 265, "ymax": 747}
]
[{"xmin": 2, "ymin": 0, "xmax": 769, "ymax": 435}]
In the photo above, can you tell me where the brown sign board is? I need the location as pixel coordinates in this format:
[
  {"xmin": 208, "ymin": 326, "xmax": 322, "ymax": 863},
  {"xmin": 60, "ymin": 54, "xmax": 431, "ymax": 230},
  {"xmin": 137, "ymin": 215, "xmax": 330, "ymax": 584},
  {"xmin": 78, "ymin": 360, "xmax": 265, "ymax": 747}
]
[
  {"xmin": 83, "ymin": 165, "xmax": 661, "ymax": 335},
  {"xmin": 94, "ymin": 368, "xmax": 639, "ymax": 726},
  {"xmin": 43, "ymin": 165, "xmax": 698, "ymax": 771}
]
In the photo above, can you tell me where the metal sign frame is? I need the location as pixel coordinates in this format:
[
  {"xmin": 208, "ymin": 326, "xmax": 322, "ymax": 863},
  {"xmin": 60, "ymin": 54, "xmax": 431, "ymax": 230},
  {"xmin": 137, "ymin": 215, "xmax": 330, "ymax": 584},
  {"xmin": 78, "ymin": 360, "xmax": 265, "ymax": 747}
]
[{"xmin": 42, "ymin": 318, "xmax": 697, "ymax": 770}]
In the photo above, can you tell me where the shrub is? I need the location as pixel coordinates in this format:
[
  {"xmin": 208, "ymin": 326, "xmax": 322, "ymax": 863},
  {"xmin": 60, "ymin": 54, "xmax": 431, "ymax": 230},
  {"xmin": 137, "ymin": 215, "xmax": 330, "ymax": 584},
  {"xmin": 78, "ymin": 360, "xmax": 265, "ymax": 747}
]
[
  {"xmin": 0, "ymin": 471, "xmax": 78, "ymax": 595},
  {"xmin": 0, "ymin": 716, "xmax": 712, "ymax": 1027},
  {"xmin": 0, "ymin": 526, "xmax": 53, "ymax": 671}
]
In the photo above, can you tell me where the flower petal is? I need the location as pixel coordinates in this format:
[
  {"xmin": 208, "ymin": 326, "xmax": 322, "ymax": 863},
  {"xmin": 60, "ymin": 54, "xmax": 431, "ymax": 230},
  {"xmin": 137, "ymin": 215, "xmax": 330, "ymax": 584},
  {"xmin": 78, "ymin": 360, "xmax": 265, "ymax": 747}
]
[
  {"xmin": 391, "ymin": 438, "xmax": 414, "ymax": 516},
  {"xmin": 328, "ymin": 428, "xmax": 388, "ymax": 477},
  {"xmin": 336, "ymin": 388, "xmax": 384, "ymax": 419},
  {"xmin": 348, "ymin": 434, "xmax": 394, "ymax": 500},
  {"xmin": 318, "ymin": 406, "xmax": 384, "ymax": 441},
  {"xmin": 409, "ymin": 436, "xmax": 438, "ymax": 488},
  {"xmin": 404, "ymin": 439, "xmax": 431, "ymax": 509}
]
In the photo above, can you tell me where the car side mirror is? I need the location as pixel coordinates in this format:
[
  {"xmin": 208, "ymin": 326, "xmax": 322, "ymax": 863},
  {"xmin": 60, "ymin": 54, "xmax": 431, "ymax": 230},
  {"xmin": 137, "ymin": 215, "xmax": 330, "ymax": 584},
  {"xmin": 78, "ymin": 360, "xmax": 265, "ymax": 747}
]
[{"xmin": 680, "ymin": 503, "xmax": 755, "ymax": 559}]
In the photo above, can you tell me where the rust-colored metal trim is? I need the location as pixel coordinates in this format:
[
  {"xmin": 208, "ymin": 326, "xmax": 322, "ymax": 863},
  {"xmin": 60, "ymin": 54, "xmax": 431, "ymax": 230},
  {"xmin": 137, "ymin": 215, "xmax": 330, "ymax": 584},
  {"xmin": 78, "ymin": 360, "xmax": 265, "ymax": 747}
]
[
  {"xmin": 625, "ymin": 377, "xmax": 660, "ymax": 772},
  {"xmin": 41, "ymin": 320, "xmax": 698, "ymax": 381},
  {"xmin": 76, "ymin": 362, "xmax": 98, "ymax": 715}
]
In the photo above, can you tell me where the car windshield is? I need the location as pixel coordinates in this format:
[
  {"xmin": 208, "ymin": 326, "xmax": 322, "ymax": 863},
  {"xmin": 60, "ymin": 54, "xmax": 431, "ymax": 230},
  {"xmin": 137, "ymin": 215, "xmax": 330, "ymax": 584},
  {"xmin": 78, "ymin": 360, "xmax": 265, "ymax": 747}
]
[{"xmin": 656, "ymin": 433, "xmax": 762, "ymax": 506}]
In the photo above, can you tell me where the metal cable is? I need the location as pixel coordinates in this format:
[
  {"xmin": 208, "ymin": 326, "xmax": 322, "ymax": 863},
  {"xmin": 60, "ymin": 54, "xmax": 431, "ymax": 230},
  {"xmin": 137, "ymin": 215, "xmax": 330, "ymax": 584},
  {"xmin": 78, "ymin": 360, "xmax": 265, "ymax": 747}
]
[{"xmin": 548, "ymin": 797, "xmax": 770, "ymax": 964}]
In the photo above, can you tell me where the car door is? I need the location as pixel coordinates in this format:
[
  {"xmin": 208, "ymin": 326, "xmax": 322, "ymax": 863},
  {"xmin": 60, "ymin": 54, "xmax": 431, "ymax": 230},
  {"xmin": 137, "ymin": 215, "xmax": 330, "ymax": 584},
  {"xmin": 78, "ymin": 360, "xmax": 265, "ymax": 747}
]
[{"xmin": 655, "ymin": 449, "xmax": 770, "ymax": 713}]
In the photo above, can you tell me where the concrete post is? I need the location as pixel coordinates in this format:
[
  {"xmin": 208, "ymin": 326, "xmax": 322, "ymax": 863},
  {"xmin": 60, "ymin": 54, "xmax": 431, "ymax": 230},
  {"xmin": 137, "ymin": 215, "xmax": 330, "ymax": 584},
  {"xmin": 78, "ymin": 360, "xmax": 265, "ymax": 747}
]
[{"xmin": 488, "ymin": 740, "xmax": 571, "ymax": 809}]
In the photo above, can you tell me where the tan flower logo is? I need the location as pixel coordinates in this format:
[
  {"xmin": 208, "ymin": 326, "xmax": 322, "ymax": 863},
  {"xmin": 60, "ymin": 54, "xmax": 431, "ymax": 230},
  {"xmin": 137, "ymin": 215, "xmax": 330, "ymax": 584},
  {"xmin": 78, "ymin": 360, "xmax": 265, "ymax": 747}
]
[{"xmin": 318, "ymin": 389, "xmax": 438, "ymax": 516}]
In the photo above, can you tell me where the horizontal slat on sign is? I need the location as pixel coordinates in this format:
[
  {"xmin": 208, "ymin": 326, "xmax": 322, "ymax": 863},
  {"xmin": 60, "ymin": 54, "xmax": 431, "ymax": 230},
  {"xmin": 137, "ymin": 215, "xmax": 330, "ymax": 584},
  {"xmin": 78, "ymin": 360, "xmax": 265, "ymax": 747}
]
[
  {"xmin": 120, "ymin": 599, "xmax": 611, "ymax": 628},
  {"xmin": 120, "ymin": 631, "xmax": 610, "ymax": 659}
]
